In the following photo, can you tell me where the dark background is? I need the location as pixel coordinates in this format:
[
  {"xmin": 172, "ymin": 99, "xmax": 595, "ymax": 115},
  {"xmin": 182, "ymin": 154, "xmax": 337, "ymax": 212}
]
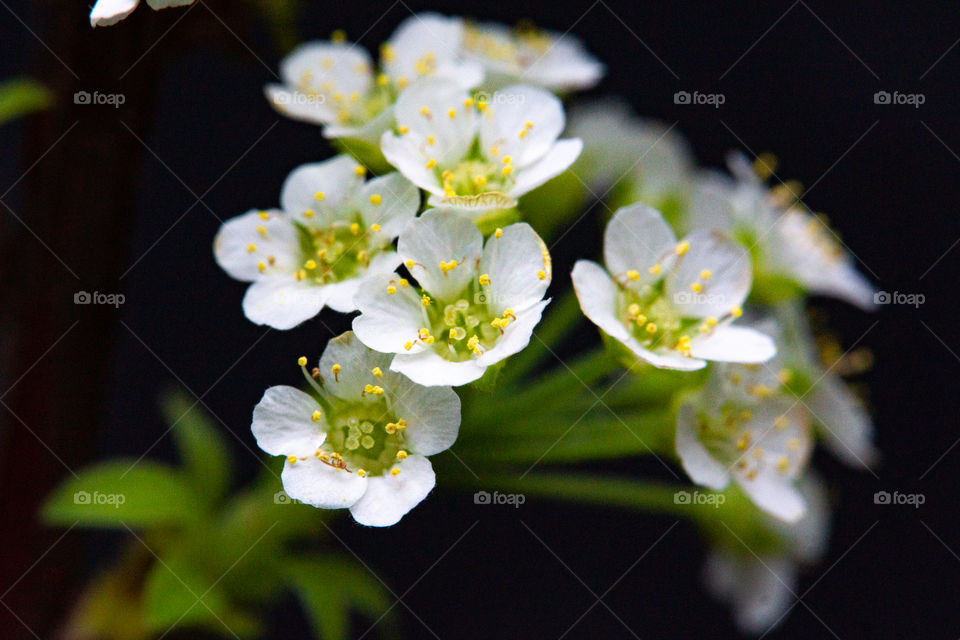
[{"xmin": 1, "ymin": 1, "xmax": 956, "ymax": 638}]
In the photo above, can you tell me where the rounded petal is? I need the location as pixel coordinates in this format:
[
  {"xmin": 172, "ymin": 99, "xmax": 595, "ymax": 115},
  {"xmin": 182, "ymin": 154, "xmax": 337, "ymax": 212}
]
[
  {"xmin": 509, "ymin": 138, "xmax": 583, "ymax": 198},
  {"xmin": 90, "ymin": 0, "xmax": 139, "ymax": 26},
  {"xmin": 280, "ymin": 155, "xmax": 365, "ymax": 226},
  {"xmin": 477, "ymin": 300, "xmax": 548, "ymax": 368},
  {"xmin": 807, "ymin": 376, "xmax": 879, "ymax": 469},
  {"xmin": 384, "ymin": 13, "xmax": 479, "ymax": 88},
  {"xmin": 736, "ymin": 474, "xmax": 807, "ymax": 523},
  {"xmin": 480, "ymin": 84, "xmax": 565, "ymax": 168},
  {"xmin": 352, "ymin": 272, "xmax": 427, "ymax": 354},
  {"xmin": 278, "ymin": 42, "xmax": 372, "ymax": 100},
  {"xmin": 688, "ymin": 326, "xmax": 777, "ymax": 364},
  {"xmin": 214, "ymin": 209, "xmax": 299, "ymax": 282},
  {"xmin": 705, "ymin": 552, "xmax": 796, "ymax": 634},
  {"xmin": 387, "ymin": 376, "xmax": 461, "ymax": 455},
  {"xmin": 264, "ymin": 85, "xmax": 335, "ymax": 125},
  {"xmin": 524, "ymin": 35, "xmax": 604, "ymax": 91},
  {"xmin": 349, "ymin": 454, "xmax": 436, "ymax": 526},
  {"xmin": 390, "ymin": 349, "xmax": 487, "ymax": 386},
  {"xmin": 323, "ymin": 251, "xmax": 403, "ymax": 314},
  {"xmin": 354, "ymin": 172, "xmax": 420, "ymax": 240},
  {"xmin": 667, "ymin": 229, "xmax": 751, "ymax": 318},
  {"xmin": 676, "ymin": 403, "xmax": 731, "ymax": 490},
  {"xmin": 380, "ymin": 131, "xmax": 444, "ymax": 195},
  {"xmin": 242, "ymin": 278, "xmax": 328, "ymax": 330},
  {"xmin": 392, "ymin": 79, "xmax": 477, "ymax": 168},
  {"xmin": 398, "ymin": 208, "xmax": 483, "ymax": 301},
  {"xmin": 318, "ymin": 331, "xmax": 393, "ymax": 402},
  {"xmin": 603, "ymin": 203, "xmax": 677, "ymax": 286},
  {"xmin": 252, "ymin": 386, "xmax": 326, "ymax": 457},
  {"xmin": 479, "ymin": 222, "xmax": 550, "ymax": 315},
  {"xmin": 282, "ymin": 456, "xmax": 368, "ymax": 509}
]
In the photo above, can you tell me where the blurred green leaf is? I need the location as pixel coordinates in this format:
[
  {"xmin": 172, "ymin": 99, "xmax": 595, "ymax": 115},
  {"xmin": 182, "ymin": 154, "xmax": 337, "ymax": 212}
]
[
  {"xmin": 162, "ymin": 391, "xmax": 233, "ymax": 506},
  {"xmin": 143, "ymin": 550, "xmax": 260, "ymax": 637},
  {"xmin": 0, "ymin": 77, "xmax": 52, "ymax": 126},
  {"xmin": 288, "ymin": 556, "xmax": 392, "ymax": 640},
  {"xmin": 42, "ymin": 460, "xmax": 201, "ymax": 529}
]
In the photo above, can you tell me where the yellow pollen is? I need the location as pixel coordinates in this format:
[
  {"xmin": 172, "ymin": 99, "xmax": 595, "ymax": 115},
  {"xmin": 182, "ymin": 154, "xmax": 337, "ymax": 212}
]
[
  {"xmin": 524, "ymin": 120, "xmax": 534, "ymax": 128},
  {"xmin": 421, "ymin": 295, "xmax": 431, "ymax": 306},
  {"xmin": 425, "ymin": 158, "xmax": 437, "ymax": 169},
  {"xmin": 297, "ymin": 356, "xmax": 307, "ymax": 366},
  {"xmin": 537, "ymin": 269, "xmax": 546, "ymax": 280},
  {"xmin": 426, "ymin": 134, "xmax": 435, "ymax": 146},
  {"xmin": 396, "ymin": 450, "xmax": 408, "ymax": 460},
  {"xmin": 387, "ymin": 285, "xmax": 397, "ymax": 295},
  {"xmin": 634, "ymin": 314, "xmax": 647, "ymax": 326},
  {"xmin": 256, "ymin": 225, "xmax": 267, "ymax": 236},
  {"xmin": 403, "ymin": 341, "xmax": 414, "ymax": 351},
  {"xmin": 700, "ymin": 269, "xmax": 713, "ymax": 280},
  {"xmin": 304, "ymin": 259, "xmax": 317, "ymax": 270},
  {"xmin": 489, "ymin": 145, "xmax": 499, "ymax": 156},
  {"xmin": 518, "ymin": 129, "xmax": 528, "ymax": 139},
  {"xmin": 675, "ymin": 241, "xmax": 690, "ymax": 255},
  {"xmin": 731, "ymin": 306, "xmax": 743, "ymax": 318},
  {"xmin": 502, "ymin": 155, "xmax": 512, "ymax": 165},
  {"xmin": 398, "ymin": 278, "xmax": 409, "ymax": 287},
  {"xmin": 777, "ymin": 457, "xmax": 790, "ymax": 472},
  {"xmin": 370, "ymin": 194, "xmax": 382, "ymax": 205},
  {"xmin": 706, "ymin": 316, "xmax": 718, "ymax": 326},
  {"xmin": 398, "ymin": 125, "xmax": 409, "ymax": 134},
  {"xmin": 479, "ymin": 273, "xmax": 491, "ymax": 286},
  {"xmin": 626, "ymin": 270, "xmax": 640, "ymax": 281},
  {"xmin": 287, "ymin": 455, "xmax": 297, "ymax": 464},
  {"xmin": 494, "ymin": 228, "xmax": 503, "ymax": 238},
  {"xmin": 474, "ymin": 175, "xmax": 487, "ymax": 186},
  {"xmin": 502, "ymin": 165, "xmax": 513, "ymax": 176},
  {"xmin": 464, "ymin": 98, "xmax": 474, "ymax": 108},
  {"xmin": 332, "ymin": 363, "xmax": 341, "ymax": 378},
  {"xmin": 649, "ymin": 263, "xmax": 662, "ymax": 275},
  {"xmin": 448, "ymin": 108, "xmax": 457, "ymax": 118},
  {"xmin": 372, "ymin": 367, "xmax": 383, "ymax": 377},
  {"xmin": 246, "ymin": 243, "xmax": 257, "ymax": 253},
  {"xmin": 304, "ymin": 209, "xmax": 315, "ymax": 218},
  {"xmin": 354, "ymin": 165, "xmax": 366, "ymax": 176},
  {"xmin": 787, "ymin": 438, "xmax": 800, "ymax": 451},
  {"xmin": 690, "ymin": 282, "xmax": 703, "ymax": 292},
  {"xmin": 357, "ymin": 469, "xmax": 367, "ymax": 477},
  {"xmin": 419, "ymin": 106, "xmax": 431, "ymax": 116},
  {"xmin": 645, "ymin": 322, "xmax": 657, "ymax": 334},
  {"xmin": 314, "ymin": 191, "xmax": 325, "ymax": 200},
  {"xmin": 370, "ymin": 223, "xmax": 381, "ymax": 232},
  {"xmin": 476, "ymin": 101, "xmax": 487, "ymax": 112},
  {"xmin": 377, "ymin": 73, "xmax": 389, "ymax": 86},
  {"xmin": 258, "ymin": 211, "xmax": 270, "ymax": 220},
  {"xmin": 390, "ymin": 467, "xmax": 401, "ymax": 476},
  {"xmin": 257, "ymin": 261, "xmax": 266, "ymax": 272},
  {"xmin": 312, "ymin": 410, "xmax": 323, "ymax": 422}
]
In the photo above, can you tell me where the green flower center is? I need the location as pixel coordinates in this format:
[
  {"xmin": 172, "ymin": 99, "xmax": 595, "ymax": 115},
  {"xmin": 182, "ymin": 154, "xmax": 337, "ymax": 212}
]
[
  {"xmin": 322, "ymin": 400, "xmax": 406, "ymax": 476},
  {"xmin": 295, "ymin": 217, "xmax": 383, "ymax": 285}
]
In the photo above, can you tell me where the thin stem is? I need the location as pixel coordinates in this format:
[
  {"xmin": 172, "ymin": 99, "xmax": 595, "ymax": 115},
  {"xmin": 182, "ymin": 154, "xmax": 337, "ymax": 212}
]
[{"xmin": 500, "ymin": 290, "xmax": 583, "ymax": 383}]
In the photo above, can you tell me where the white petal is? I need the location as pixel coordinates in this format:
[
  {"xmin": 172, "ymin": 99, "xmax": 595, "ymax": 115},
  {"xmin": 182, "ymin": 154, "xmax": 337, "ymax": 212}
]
[
  {"xmin": 688, "ymin": 326, "xmax": 777, "ymax": 364},
  {"xmin": 380, "ymin": 131, "xmax": 445, "ymax": 195},
  {"xmin": 384, "ymin": 13, "xmax": 469, "ymax": 84},
  {"xmin": 807, "ymin": 376, "xmax": 879, "ymax": 468},
  {"xmin": 323, "ymin": 252, "xmax": 403, "ymax": 314},
  {"xmin": 705, "ymin": 552, "xmax": 796, "ymax": 634},
  {"xmin": 480, "ymin": 84, "xmax": 564, "ymax": 168},
  {"xmin": 387, "ymin": 376, "xmax": 461, "ymax": 455},
  {"xmin": 392, "ymin": 79, "xmax": 477, "ymax": 168},
  {"xmin": 282, "ymin": 457, "xmax": 368, "ymax": 509},
  {"xmin": 352, "ymin": 272, "xmax": 427, "ymax": 354},
  {"xmin": 280, "ymin": 155, "xmax": 364, "ymax": 227},
  {"xmin": 478, "ymin": 300, "xmax": 549, "ymax": 368},
  {"xmin": 667, "ymin": 229, "xmax": 751, "ymax": 318},
  {"xmin": 478, "ymin": 222, "xmax": 550, "ymax": 314},
  {"xmin": 90, "ymin": 0, "xmax": 138, "ymax": 26},
  {"xmin": 524, "ymin": 35, "xmax": 605, "ymax": 91},
  {"xmin": 213, "ymin": 209, "xmax": 299, "ymax": 282},
  {"xmin": 390, "ymin": 349, "xmax": 487, "ymax": 386},
  {"xmin": 322, "ymin": 103, "xmax": 396, "ymax": 150},
  {"xmin": 736, "ymin": 473, "xmax": 807, "ymax": 523},
  {"xmin": 675, "ymin": 403, "xmax": 730, "ymax": 490},
  {"xmin": 264, "ymin": 85, "xmax": 336, "ymax": 125},
  {"xmin": 398, "ymin": 208, "xmax": 483, "ymax": 301},
  {"xmin": 349, "ymin": 454, "xmax": 436, "ymax": 526},
  {"xmin": 317, "ymin": 331, "xmax": 393, "ymax": 403},
  {"xmin": 509, "ymin": 138, "xmax": 582, "ymax": 198},
  {"xmin": 251, "ymin": 386, "xmax": 326, "ymax": 457},
  {"xmin": 603, "ymin": 203, "xmax": 676, "ymax": 287},
  {"xmin": 242, "ymin": 278, "xmax": 328, "ymax": 330},
  {"xmin": 145, "ymin": 0, "xmax": 194, "ymax": 8},
  {"xmin": 278, "ymin": 42, "xmax": 372, "ymax": 100},
  {"xmin": 354, "ymin": 172, "xmax": 420, "ymax": 240}
]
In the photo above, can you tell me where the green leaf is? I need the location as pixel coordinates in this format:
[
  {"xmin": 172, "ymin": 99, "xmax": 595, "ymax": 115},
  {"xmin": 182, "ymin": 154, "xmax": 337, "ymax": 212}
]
[
  {"xmin": 162, "ymin": 391, "xmax": 233, "ymax": 506},
  {"xmin": 42, "ymin": 460, "xmax": 201, "ymax": 529},
  {"xmin": 0, "ymin": 77, "xmax": 52, "ymax": 126},
  {"xmin": 288, "ymin": 556, "xmax": 392, "ymax": 640},
  {"xmin": 143, "ymin": 550, "xmax": 259, "ymax": 637}
]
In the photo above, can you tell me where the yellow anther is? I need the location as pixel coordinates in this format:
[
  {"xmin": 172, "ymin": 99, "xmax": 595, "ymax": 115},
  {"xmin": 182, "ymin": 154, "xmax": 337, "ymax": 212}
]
[
  {"xmin": 476, "ymin": 101, "xmax": 487, "ymax": 112},
  {"xmin": 349, "ymin": 92, "xmax": 360, "ymax": 103},
  {"xmin": 474, "ymin": 175, "xmax": 488, "ymax": 186},
  {"xmin": 537, "ymin": 269, "xmax": 546, "ymax": 280},
  {"xmin": 690, "ymin": 282, "xmax": 703, "ymax": 292},
  {"xmin": 333, "ymin": 92, "xmax": 343, "ymax": 102},
  {"xmin": 731, "ymin": 306, "xmax": 743, "ymax": 318},
  {"xmin": 649, "ymin": 263, "xmax": 662, "ymax": 275},
  {"xmin": 397, "ymin": 75, "xmax": 409, "ymax": 88},
  {"xmin": 787, "ymin": 438, "xmax": 800, "ymax": 451},
  {"xmin": 440, "ymin": 259, "xmax": 459, "ymax": 272},
  {"xmin": 419, "ymin": 106, "xmax": 431, "ymax": 116},
  {"xmin": 377, "ymin": 73, "xmax": 389, "ymax": 86},
  {"xmin": 396, "ymin": 450, "xmax": 408, "ymax": 460},
  {"xmin": 634, "ymin": 314, "xmax": 647, "ymax": 326},
  {"xmin": 385, "ymin": 422, "xmax": 397, "ymax": 434},
  {"xmin": 700, "ymin": 269, "xmax": 713, "ymax": 280},
  {"xmin": 370, "ymin": 194, "xmax": 382, "ymax": 205},
  {"xmin": 518, "ymin": 128, "xmax": 528, "ymax": 139},
  {"xmin": 396, "ymin": 418, "xmax": 406, "ymax": 430},
  {"xmin": 626, "ymin": 270, "xmax": 640, "ymax": 281},
  {"xmin": 425, "ymin": 158, "xmax": 437, "ymax": 169},
  {"xmin": 774, "ymin": 415, "xmax": 789, "ymax": 430},
  {"xmin": 740, "ymin": 410, "xmax": 752, "ymax": 421},
  {"xmin": 350, "ymin": 222, "xmax": 360, "ymax": 235},
  {"xmin": 736, "ymin": 438, "xmax": 748, "ymax": 451},
  {"xmin": 426, "ymin": 134, "xmax": 435, "ymax": 146},
  {"xmin": 489, "ymin": 145, "xmax": 499, "ymax": 156},
  {"xmin": 304, "ymin": 209, "xmax": 315, "ymax": 218},
  {"xmin": 403, "ymin": 341, "xmax": 414, "ymax": 351},
  {"xmin": 777, "ymin": 457, "xmax": 790, "ymax": 472},
  {"xmin": 387, "ymin": 285, "xmax": 397, "ymax": 295},
  {"xmin": 256, "ymin": 225, "xmax": 267, "ymax": 236},
  {"xmin": 246, "ymin": 243, "xmax": 257, "ymax": 253},
  {"xmin": 357, "ymin": 469, "xmax": 367, "ymax": 477},
  {"xmin": 494, "ymin": 228, "xmax": 503, "ymax": 238},
  {"xmin": 258, "ymin": 211, "xmax": 270, "ymax": 220},
  {"xmin": 645, "ymin": 322, "xmax": 658, "ymax": 334},
  {"xmin": 257, "ymin": 261, "xmax": 266, "ymax": 272},
  {"xmin": 405, "ymin": 259, "xmax": 416, "ymax": 269},
  {"xmin": 502, "ymin": 155, "xmax": 512, "ymax": 165},
  {"xmin": 421, "ymin": 294, "xmax": 432, "ymax": 306},
  {"xmin": 370, "ymin": 223, "xmax": 381, "ymax": 232},
  {"xmin": 372, "ymin": 367, "xmax": 383, "ymax": 377},
  {"xmin": 354, "ymin": 165, "xmax": 366, "ymax": 176},
  {"xmin": 298, "ymin": 356, "xmax": 307, "ymax": 366},
  {"xmin": 464, "ymin": 97, "xmax": 475, "ymax": 108},
  {"xmin": 705, "ymin": 316, "xmax": 718, "ymax": 327},
  {"xmin": 287, "ymin": 455, "xmax": 297, "ymax": 464},
  {"xmin": 390, "ymin": 467, "xmax": 401, "ymax": 476},
  {"xmin": 332, "ymin": 363, "xmax": 341, "ymax": 380},
  {"xmin": 314, "ymin": 191, "xmax": 325, "ymax": 200},
  {"xmin": 675, "ymin": 241, "xmax": 690, "ymax": 255},
  {"xmin": 312, "ymin": 410, "xmax": 323, "ymax": 422},
  {"xmin": 627, "ymin": 303, "xmax": 640, "ymax": 315},
  {"xmin": 479, "ymin": 273, "xmax": 491, "ymax": 286},
  {"xmin": 398, "ymin": 125, "xmax": 409, "ymax": 134},
  {"xmin": 398, "ymin": 278, "xmax": 409, "ymax": 287},
  {"xmin": 304, "ymin": 259, "xmax": 317, "ymax": 270},
  {"xmin": 448, "ymin": 108, "xmax": 457, "ymax": 118}
]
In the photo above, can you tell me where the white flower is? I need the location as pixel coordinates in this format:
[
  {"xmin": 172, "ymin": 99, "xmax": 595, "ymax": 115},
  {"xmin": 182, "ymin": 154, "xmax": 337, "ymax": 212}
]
[
  {"xmin": 675, "ymin": 369, "xmax": 813, "ymax": 522},
  {"xmin": 689, "ymin": 152, "xmax": 876, "ymax": 310},
  {"xmin": 214, "ymin": 155, "xmax": 419, "ymax": 329},
  {"xmin": 460, "ymin": 19, "xmax": 604, "ymax": 92},
  {"xmin": 380, "ymin": 80, "xmax": 583, "ymax": 216},
  {"xmin": 251, "ymin": 332, "xmax": 461, "ymax": 526},
  {"xmin": 704, "ymin": 476, "xmax": 829, "ymax": 632},
  {"xmin": 571, "ymin": 203, "xmax": 776, "ymax": 371},
  {"xmin": 265, "ymin": 13, "xmax": 482, "ymax": 153},
  {"xmin": 352, "ymin": 208, "xmax": 551, "ymax": 386},
  {"xmin": 567, "ymin": 98, "xmax": 693, "ymax": 207},
  {"xmin": 90, "ymin": 0, "xmax": 193, "ymax": 27}
]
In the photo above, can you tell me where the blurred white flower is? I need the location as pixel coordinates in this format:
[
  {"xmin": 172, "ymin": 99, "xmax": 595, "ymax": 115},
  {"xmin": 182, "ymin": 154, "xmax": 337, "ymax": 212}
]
[
  {"xmin": 705, "ymin": 477, "xmax": 829, "ymax": 632},
  {"xmin": 689, "ymin": 152, "xmax": 876, "ymax": 310},
  {"xmin": 265, "ymin": 13, "xmax": 482, "ymax": 153},
  {"xmin": 353, "ymin": 208, "xmax": 551, "ymax": 386},
  {"xmin": 572, "ymin": 203, "xmax": 776, "ymax": 371},
  {"xmin": 460, "ymin": 19, "xmax": 604, "ymax": 92},
  {"xmin": 252, "ymin": 332, "xmax": 460, "ymax": 526},
  {"xmin": 90, "ymin": 0, "xmax": 193, "ymax": 27},
  {"xmin": 380, "ymin": 80, "xmax": 582, "ymax": 216},
  {"xmin": 214, "ymin": 155, "xmax": 419, "ymax": 329}
]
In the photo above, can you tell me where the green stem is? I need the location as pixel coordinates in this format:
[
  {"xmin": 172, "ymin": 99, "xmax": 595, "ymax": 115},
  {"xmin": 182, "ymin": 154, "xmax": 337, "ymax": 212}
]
[{"xmin": 500, "ymin": 291, "xmax": 583, "ymax": 384}]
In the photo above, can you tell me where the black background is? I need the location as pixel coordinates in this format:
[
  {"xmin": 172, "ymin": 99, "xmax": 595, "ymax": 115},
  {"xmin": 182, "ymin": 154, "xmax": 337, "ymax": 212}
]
[{"xmin": 2, "ymin": 1, "xmax": 957, "ymax": 638}]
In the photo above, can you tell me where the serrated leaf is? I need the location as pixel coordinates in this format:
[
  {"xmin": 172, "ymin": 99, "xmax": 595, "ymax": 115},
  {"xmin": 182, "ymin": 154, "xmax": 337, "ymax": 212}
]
[
  {"xmin": 161, "ymin": 391, "xmax": 232, "ymax": 505},
  {"xmin": 42, "ymin": 460, "xmax": 201, "ymax": 529},
  {"xmin": 0, "ymin": 77, "xmax": 52, "ymax": 126},
  {"xmin": 288, "ymin": 556, "xmax": 391, "ymax": 640}
]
